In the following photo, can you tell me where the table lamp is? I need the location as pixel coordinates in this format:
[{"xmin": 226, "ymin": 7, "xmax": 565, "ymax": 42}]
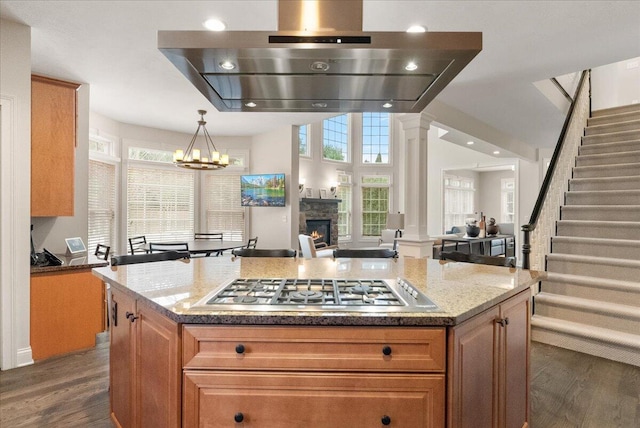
[{"xmin": 386, "ymin": 213, "xmax": 405, "ymax": 239}]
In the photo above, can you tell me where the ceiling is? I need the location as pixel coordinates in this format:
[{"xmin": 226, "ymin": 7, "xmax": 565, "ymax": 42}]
[{"xmin": 2, "ymin": 1, "xmax": 639, "ymax": 151}]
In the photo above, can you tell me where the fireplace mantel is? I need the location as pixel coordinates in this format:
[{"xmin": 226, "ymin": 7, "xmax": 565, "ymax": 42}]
[{"xmin": 300, "ymin": 198, "xmax": 342, "ymax": 204}]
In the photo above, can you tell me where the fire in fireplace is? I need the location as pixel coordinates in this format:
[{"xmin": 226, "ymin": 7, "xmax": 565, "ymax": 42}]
[{"xmin": 306, "ymin": 219, "xmax": 332, "ymax": 246}]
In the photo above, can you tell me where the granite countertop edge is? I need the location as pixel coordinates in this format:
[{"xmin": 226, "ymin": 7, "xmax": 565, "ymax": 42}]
[{"xmin": 113, "ymin": 279, "xmax": 534, "ymax": 328}]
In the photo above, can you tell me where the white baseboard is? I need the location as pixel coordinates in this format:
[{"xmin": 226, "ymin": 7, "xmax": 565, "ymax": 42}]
[{"xmin": 16, "ymin": 347, "xmax": 33, "ymax": 368}]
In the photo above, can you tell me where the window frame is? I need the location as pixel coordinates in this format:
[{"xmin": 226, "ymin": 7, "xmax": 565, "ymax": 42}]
[
  {"xmin": 360, "ymin": 174, "xmax": 391, "ymax": 239},
  {"xmin": 322, "ymin": 114, "xmax": 351, "ymax": 164},
  {"xmin": 361, "ymin": 112, "xmax": 391, "ymax": 165}
]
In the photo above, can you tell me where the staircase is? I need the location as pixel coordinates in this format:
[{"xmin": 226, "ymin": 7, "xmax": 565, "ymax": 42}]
[{"xmin": 531, "ymin": 103, "xmax": 640, "ymax": 367}]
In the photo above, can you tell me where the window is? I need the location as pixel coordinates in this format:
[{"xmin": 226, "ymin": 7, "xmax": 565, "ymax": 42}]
[
  {"xmin": 204, "ymin": 174, "xmax": 245, "ymax": 242},
  {"xmin": 361, "ymin": 175, "xmax": 391, "ymax": 236},
  {"xmin": 362, "ymin": 112, "xmax": 390, "ymax": 164},
  {"xmin": 126, "ymin": 163, "xmax": 195, "ymax": 242},
  {"xmin": 88, "ymin": 159, "xmax": 116, "ymax": 254},
  {"xmin": 501, "ymin": 178, "xmax": 515, "ymax": 223},
  {"xmin": 298, "ymin": 124, "xmax": 310, "ymax": 157},
  {"xmin": 336, "ymin": 173, "xmax": 352, "ymax": 240},
  {"xmin": 322, "ymin": 114, "xmax": 349, "ymax": 162},
  {"xmin": 444, "ymin": 175, "xmax": 475, "ymax": 231}
]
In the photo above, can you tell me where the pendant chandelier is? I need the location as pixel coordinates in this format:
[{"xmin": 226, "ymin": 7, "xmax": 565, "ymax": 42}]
[{"xmin": 173, "ymin": 110, "xmax": 229, "ymax": 170}]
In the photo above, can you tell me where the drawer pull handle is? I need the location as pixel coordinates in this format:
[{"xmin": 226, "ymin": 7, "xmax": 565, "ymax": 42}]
[
  {"xmin": 125, "ymin": 312, "xmax": 139, "ymax": 322},
  {"xmin": 381, "ymin": 415, "xmax": 391, "ymax": 425},
  {"xmin": 234, "ymin": 412, "xmax": 244, "ymax": 423},
  {"xmin": 496, "ymin": 317, "xmax": 510, "ymax": 327},
  {"xmin": 235, "ymin": 344, "xmax": 245, "ymax": 354},
  {"xmin": 382, "ymin": 345, "xmax": 392, "ymax": 356}
]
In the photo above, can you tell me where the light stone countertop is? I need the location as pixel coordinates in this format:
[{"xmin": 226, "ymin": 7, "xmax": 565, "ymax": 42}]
[{"xmin": 93, "ymin": 256, "xmax": 542, "ymax": 327}]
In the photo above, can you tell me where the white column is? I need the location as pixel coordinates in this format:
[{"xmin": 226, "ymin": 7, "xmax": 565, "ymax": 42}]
[{"xmin": 396, "ymin": 112, "xmax": 436, "ymax": 258}]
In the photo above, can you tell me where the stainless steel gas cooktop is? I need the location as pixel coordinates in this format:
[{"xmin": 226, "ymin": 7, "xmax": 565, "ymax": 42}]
[{"xmin": 193, "ymin": 278, "xmax": 440, "ymax": 313}]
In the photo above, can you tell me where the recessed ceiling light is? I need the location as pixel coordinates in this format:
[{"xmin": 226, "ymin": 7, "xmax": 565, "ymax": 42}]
[
  {"xmin": 493, "ymin": 150, "xmax": 500, "ymax": 155},
  {"xmin": 405, "ymin": 61, "xmax": 418, "ymax": 71},
  {"xmin": 467, "ymin": 141, "xmax": 474, "ymax": 145},
  {"xmin": 245, "ymin": 102, "xmax": 256, "ymax": 108},
  {"xmin": 203, "ymin": 19, "xmax": 226, "ymax": 31},
  {"xmin": 219, "ymin": 61, "xmax": 236, "ymax": 70},
  {"xmin": 382, "ymin": 102, "xmax": 393, "ymax": 109},
  {"xmin": 407, "ymin": 25, "xmax": 426, "ymax": 33}
]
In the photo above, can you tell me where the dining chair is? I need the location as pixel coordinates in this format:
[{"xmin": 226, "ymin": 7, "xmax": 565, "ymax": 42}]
[
  {"xmin": 333, "ymin": 249, "xmax": 398, "ymax": 259},
  {"xmin": 194, "ymin": 232, "xmax": 224, "ymax": 256},
  {"xmin": 128, "ymin": 235, "xmax": 147, "ymax": 255},
  {"xmin": 231, "ymin": 248, "xmax": 297, "ymax": 258},
  {"xmin": 245, "ymin": 237, "xmax": 258, "ymax": 249},
  {"xmin": 439, "ymin": 251, "xmax": 516, "ymax": 268},
  {"xmin": 148, "ymin": 242, "xmax": 189, "ymax": 253},
  {"xmin": 298, "ymin": 234, "xmax": 334, "ymax": 259},
  {"xmin": 111, "ymin": 251, "xmax": 190, "ymax": 266},
  {"xmin": 94, "ymin": 243, "xmax": 111, "ymax": 261}
]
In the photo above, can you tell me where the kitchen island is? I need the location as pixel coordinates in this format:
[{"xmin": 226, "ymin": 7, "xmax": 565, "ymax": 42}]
[{"xmin": 93, "ymin": 256, "xmax": 541, "ymax": 428}]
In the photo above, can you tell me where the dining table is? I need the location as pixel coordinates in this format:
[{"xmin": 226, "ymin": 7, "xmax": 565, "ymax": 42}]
[{"xmin": 145, "ymin": 240, "xmax": 245, "ymax": 256}]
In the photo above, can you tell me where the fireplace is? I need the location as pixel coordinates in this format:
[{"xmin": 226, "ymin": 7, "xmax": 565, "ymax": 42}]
[{"xmin": 306, "ymin": 219, "xmax": 332, "ymax": 246}]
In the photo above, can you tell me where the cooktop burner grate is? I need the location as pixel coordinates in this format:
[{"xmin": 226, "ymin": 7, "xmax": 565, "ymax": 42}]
[{"xmin": 197, "ymin": 278, "xmax": 441, "ymax": 313}]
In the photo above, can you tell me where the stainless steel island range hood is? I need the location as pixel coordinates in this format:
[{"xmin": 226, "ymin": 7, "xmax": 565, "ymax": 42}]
[{"xmin": 158, "ymin": 1, "xmax": 482, "ymax": 113}]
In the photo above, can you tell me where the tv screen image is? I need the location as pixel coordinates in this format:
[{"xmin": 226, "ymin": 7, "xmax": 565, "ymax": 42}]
[{"xmin": 241, "ymin": 173, "xmax": 286, "ymax": 207}]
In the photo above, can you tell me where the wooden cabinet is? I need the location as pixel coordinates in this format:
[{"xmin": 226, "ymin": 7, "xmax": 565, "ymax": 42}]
[
  {"xmin": 182, "ymin": 326, "xmax": 446, "ymax": 427},
  {"xmin": 31, "ymin": 75, "xmax": 79, "ymax": 217},
  {"xmin": 447, "ymin": 289, "xmax": 531, "ymax": 428},
  {"xmin": 109, "ymin": 288, "xmax": 181, "ymax": 428},
  {"xmin": 30, "ymin": 269, "xmax": 104, "ymax": 360}
]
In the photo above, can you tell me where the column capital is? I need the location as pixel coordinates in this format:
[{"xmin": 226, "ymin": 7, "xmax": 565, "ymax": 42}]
[{"xmin": 397, "ymin": 112, "xmax": 436, "ymax": 131}]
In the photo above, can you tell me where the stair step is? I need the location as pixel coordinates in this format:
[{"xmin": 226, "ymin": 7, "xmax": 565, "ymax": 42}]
[
  {"xmin": 561, "ymin": 205, "xmax": 640, "ymax": 221},
  {"xmin": 588, "ymin": 109, "xmax": 640, "ymax": 126},
  {"xmin": 565, "ymin": 189, "xmax": 640, "ymax": 205},
  {"xmin": 585, "ymin": 118, "xmax": 640, "ymax": 136},
  {"xmin": 572, "ymin": 162, "xmax": 640, "ymax": 179},
  {"xmin": 541, "ymin": 272, "xmax": 640, "ymax": 306},
  {"xmin": 591, "ymin": 103, "xmax": 640, "ymax": 118},
  {"xmin": 568, "ymin": 175, "xmax": 640, "ymax": 191},
  {"xmin": 546, "ymin": 253, "xmax": 640, "ymax": 282},
  {"xmin": 575, "ymin": 149, "xmax": 640, "ymax": 167},
  {"xmin": 551, "ymin": 236, "xmax": 640, "ymax": 260},
  {"xmin": 531, "ymin": 315, "xmax": 640, "ymax": 367},
  {"xmin": 534, "ymin": 292, "xmax": 640, "ymax": 335},
  {"xmin": 582, "ymin": 129, "xmax": 640, "ymax": 146},
  {"xmin": 556, "ymin": 219, "xmax": 640, "ymax": 240},
  {"xmin": 579, "ymin": 139, "xmax": 640, "ymax": 155}
]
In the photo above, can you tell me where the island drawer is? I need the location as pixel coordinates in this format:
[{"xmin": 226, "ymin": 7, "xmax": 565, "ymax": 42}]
[
  {"xmin": 183, "ymin": 370, "xmax": 445, "ymax": 427},
  {"xmin": 183, "ymin": 325, "xmax": 446, "ymax": 372}
]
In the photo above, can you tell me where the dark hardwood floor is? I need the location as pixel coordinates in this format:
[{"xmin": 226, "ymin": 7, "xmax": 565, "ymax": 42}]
[
  {"xmin": 1, "ymin": 336, "xmax": 638, "ymax": 427},
  {"xmin": 0, "ymin": 333, "xmax": 111, "ymax": 427}
]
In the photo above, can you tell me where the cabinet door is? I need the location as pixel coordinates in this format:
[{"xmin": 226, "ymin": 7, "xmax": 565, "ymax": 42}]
[
  {"xmin": 499, "ymin": 291, "xmax": 530, "ymax": 428},
  {"xmin": 31, "ymin": 75, "xmax": 79, "ymax": 216},
  {"xmin": 110, "ymin": 289, "xmax": 136, "ymax": 428},
  {"xmin": 448, "ymin": 306, "xmax": 500, "ymax": 428},
  {"xmin": 136, "ymin": 304, "xmax": 181, "ymax": 428},
  {"xmin": 184, "ymin": 371, "xmax": 444, "ymax": 428}
]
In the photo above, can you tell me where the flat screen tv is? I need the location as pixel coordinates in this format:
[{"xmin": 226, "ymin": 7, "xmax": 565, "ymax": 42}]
[{"xmin": 241, "ymin": 173, "xmax": 286, "ymax": 207}]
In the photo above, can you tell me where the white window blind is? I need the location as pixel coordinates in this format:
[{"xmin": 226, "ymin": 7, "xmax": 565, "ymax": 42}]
[
  {"xmin": 88, "ymin": 159, "xmax": 116, "ymax": 253},
  {"xmin": 337, "ymin": 173, "xmax": 352, "ymax": 240},
  {"xmin": 127, "ymin": 165, "xmax": 195, "ymax": 242},
  {"xmin": 444, "ymin": 175, "xmax": 475, "ymax": 231},
  {"xmin": 501, "ymin": 178, "xmax": 515, "ymax": 223},
  {"xmin": 204, "ymin": 174, "xmax": 245, "ymax": 242}
]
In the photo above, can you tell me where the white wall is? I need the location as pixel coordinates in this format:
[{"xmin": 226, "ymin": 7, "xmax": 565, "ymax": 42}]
[
  {"xmin": 477, "ymin": 169, "xmax": 515, "ymax": 223},
  {"xmin": 427, "ymin": 127, "xmax": 512, "ymax": 235},
  {"xmin": 591, "ymin": 56, "xmax": 640, "ymax": 110},
  {"xmin": 250, "ymin": 126, "xmax": 297, "ymax": 249},
  {"xmin": 0, "ymin": 19, "xmax": 33, "ymax": 369}
]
